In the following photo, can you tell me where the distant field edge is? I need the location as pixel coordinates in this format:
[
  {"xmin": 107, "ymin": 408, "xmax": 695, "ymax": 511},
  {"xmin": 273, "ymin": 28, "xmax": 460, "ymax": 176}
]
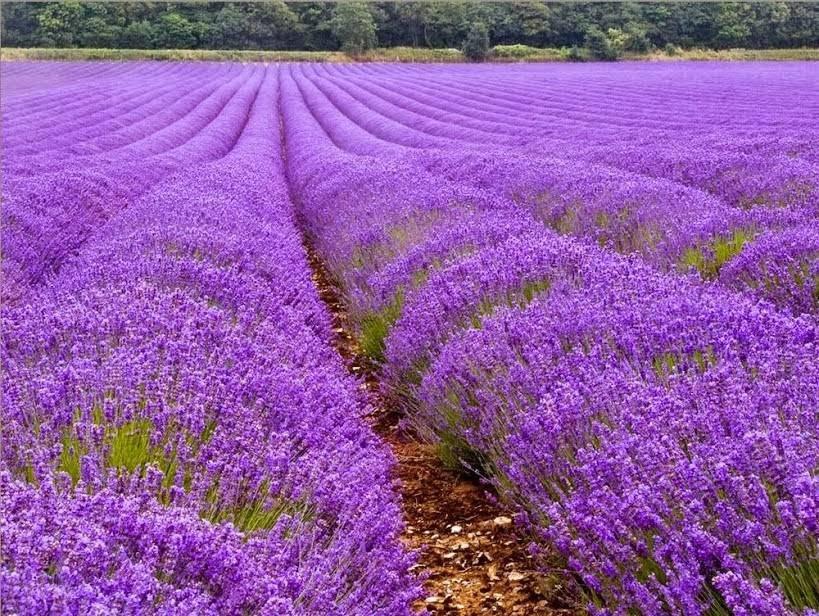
[{"xmin": 2, "ymin": 46, "xmax": 818, "ymax": 63}]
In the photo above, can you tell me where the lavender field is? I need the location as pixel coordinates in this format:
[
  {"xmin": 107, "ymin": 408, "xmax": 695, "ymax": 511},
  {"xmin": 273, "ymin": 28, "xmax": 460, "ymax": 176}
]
[{"xmin": 2, "ymin": 60, "xmax": 818, "ymax": 615}]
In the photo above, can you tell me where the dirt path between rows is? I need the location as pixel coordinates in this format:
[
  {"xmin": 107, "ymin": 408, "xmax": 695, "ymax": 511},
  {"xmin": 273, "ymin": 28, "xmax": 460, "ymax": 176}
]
[{"xmin": 304, "ymin": 244, "xmax": 581, "ymax": 615}]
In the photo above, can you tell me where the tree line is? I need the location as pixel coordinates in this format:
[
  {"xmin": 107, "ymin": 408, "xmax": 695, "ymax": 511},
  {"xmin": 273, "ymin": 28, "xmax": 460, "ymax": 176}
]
[{"xmin": 2, "ymin": 1, "xmax": 817, "ymax": 56}]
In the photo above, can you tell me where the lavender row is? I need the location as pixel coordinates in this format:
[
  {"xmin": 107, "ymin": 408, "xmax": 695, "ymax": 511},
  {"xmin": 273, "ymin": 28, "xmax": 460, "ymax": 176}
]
[
  {"xmin": 1, "ymin": 64, "xmax": 420, "ymax": 614},
  {"xmin": 414, "ymin": 148, "xmax": 818, "ymax": 316},
  {"xmin": 282, "ymin": 64, "xmax": 819, "ymax": 614},
  {"xmin": 314, "ymin": 62, "xmax": 819, "ymax": 196},
  {"xmin": 290, "ymin": 63, "xmax": 818, "ymax": 315},
  {"xmin": 1, "ymin": 64, "xmax": 261, "ymax": 303},
  {"xmin": 309, "ymin": 62, "xmax": 819, "ymax": 229},
  {"xmin": 332, "ymin": 62, "xmax": 819, "ymax": 165},
  {"xmin": 3, "ymin": 65, "xmax": 247, "ymax": 171}
]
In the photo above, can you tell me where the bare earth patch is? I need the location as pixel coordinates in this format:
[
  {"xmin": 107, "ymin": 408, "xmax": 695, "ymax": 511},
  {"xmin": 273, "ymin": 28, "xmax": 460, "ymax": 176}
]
[{"xmin": 305, "ymin": 245, "xmax": 581, "ymax": 615}]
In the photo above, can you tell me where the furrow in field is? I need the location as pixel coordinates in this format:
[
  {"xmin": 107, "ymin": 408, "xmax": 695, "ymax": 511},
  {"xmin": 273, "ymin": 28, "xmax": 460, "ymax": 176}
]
[
  {"xmin": 279, "ymin": 62, "xmax": 575, "ymax": 615},
  {"xmin": 324, "ymin": 64, "xmax": 819, "ymax": 207}
]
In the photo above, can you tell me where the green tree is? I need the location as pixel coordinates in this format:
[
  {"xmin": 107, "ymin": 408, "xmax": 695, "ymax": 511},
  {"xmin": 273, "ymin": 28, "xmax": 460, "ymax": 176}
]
[
  {"xmin": 755, "ymin": 3, "xmax": 791, "ymax": 47},
  {"xmin": 503, "ymin": 1, "xmax": 552, "ymax": 46},
  {"xmin": 783, "ymin": 3, "xmax": 819, "ymax": 47},
  {"xmin": 623, "ymin": 23, "xmax": 652, "ymax": 52},
  {"xmin": 36, "ymin": 0, "xmax": 82, "ymax": 47},
  {"xmin": 208, "ymin": 2, "xmax": 300, "ymax": 50},
  {"xmin": 715, "ymin": 3, "xmax": 754, "ymax": 48},
  {"xmin": 291, "ymin": 2, "xmax": 336, "ymax": 50},
  {"xmin": 76, "ymin": 15, "xmax": 119, "ymax": 48},
  {"xmin": 119, "ymin": 19, "xmax": 155, "ymax": 49},
  {"xmin": 331, "ymin": 1, "xmax": 377, "ymax": 55},
  {"xmin": 1, "ymin": 3, "xmax": 40, "ymax": 46},
  {"xmin": 424, "ymin": 1, "xmax": 469, "ymax": 48},
  {"xmin": 387, "ymin": 3, "xmax": 429, "ymax": 47},
  {"xmin": 154, "ymin": 12, "xmax": 198, "ymax": 49},
  {"xmin": 462, "ymin": 22, "xmax": 490, "ymax": 61},
  {"xmin": 248, "ymin": 2, "xmax": 302, "ymax": 49},
  {"xmin": 584, "ymin": 25, "xmax": 621, "ymax": 60},
  {"xmin": 1, "ymin": 1, "xmax": 818, "ymax": 53}
]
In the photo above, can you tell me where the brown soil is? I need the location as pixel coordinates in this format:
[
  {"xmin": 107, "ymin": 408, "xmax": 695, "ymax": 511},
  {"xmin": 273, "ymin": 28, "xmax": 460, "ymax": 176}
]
[{"xmin": 305, "ymin": 245, "xmax": 582, "ymax": 615}]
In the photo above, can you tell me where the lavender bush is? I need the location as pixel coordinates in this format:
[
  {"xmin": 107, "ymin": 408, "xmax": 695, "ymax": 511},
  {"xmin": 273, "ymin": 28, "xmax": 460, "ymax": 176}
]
[
  {"xmin": 2, "ymin": 63, "xmax": 420, "ymax": 614},
  {"xmin": 3, "ymin": 59, "xmax": 817, "ymax": 615},
  {"xmin": 280, "ymin": 61, "xmax": 819, "ymax": 614}
]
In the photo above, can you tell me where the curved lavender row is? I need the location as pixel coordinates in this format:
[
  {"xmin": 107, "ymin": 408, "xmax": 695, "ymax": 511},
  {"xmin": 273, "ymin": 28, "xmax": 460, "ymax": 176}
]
[
  {"xmin": 279, "ymin": 66, "xmax": 525, "ymax": 319},
  {"xmin": 720, "ymin": 224, "xmax": 819, "ymax": 314},
  {"xmin": 314, "ymin": 63, "xmax": 819, "ymax": 215},
  {"xmin": 2, "ymin": 70, "xmax": 231, "ymax": 161},
  {"xmin": 318, "ymin": 64, "xmax": 602, "ymax": 145},
  {"xmin": 330, "ymin": 67, "xmax": 819, "ymax": 215},
  {"xmin": 1, "ymin": 66, "xmax": 198, "ymax": 146},
  {"xmin": 1, "ymin": 61, "xmax": 160, "ymax": 102},
  {"xmin": 2, "ymin": 66, "xmax": 263, "ymax": 301},
  {"xmin": 284, "ymin": 63, "xmax": 808, "ymax": 337},
  {"xmin": 285, "ymin": 65, "xmax": 410, "ymax": 156},
  {"xmin": 3, "ymin": 86, "xmax": 216, "ymax": 168},
  {"xmin": 302, "ymin": 62, "xmax": 819, "ymax": 186},
  {"xmin": 2, "ymin": 64, "xmax": 240, "ymax": 147},
  {"xmin": 283, "ymin": 63, "xmax": 819, "ymax": 614},
  {"xmin": 409, "ymin": 148, "xmax": 811, "ymax": 274},
  {"xmin": 3, "ymin": 90, "xmax": 115, "ymax": 137},
  {"xmin": 2, "ymin": 68, "xmax": 126, "ymax": 117},
  {"xmin": 0, "ymin": 62, "xmax": 210, "ymax": 124},
  {"xmin": 4, "ymin": 64, "xmax": 240, "ymax": 168},
  {"xmin": 408, "ymin": 148, "xmax": 817, "ymax": 314},
  {"xmin": 286, "ymin": 74, "xmax": 741, "ymax": 272},
  {"xmin": 3, "ymin": 65, "xmax": 253, "ymax": 173},
  {"xmin": 415, "ymin": 260, "xmax": 818, "ymax": 614},
  {"xmin": 309, "ymin": 63, "xmax": 819, "ymax": 220},
  {"xmin": 345, "ymin": 65, "xmax": 819, "ymax": 147},
  {"xmin": 292, "ymin": 66, "xmax": 818, "ymax": 314},
  {"xmin": 1, "ymin": 71, "xmax": 167, "ymax": 138},
  {"xmin": 343, "ymin": 62, "xmax": 819, "ymax": 139},
  {"xmin": 384, "ymin": 231, "xmax": 597, "ymax": 381},
  {"xmin": 332, "ymin": 64, "xmax": 700, "ymax": 133},
  {"xmin": 2, "ymin": 65, "xmax": 420, "ymax": 614},
  {"xmin": 329, "ymin": 62, "xmax": 819, "ymax": 155},
  {"xmin": 299, "ymin": 64, "xmax": 519, "ymax": 148},
  {"xmin": 581, "ymin": 143, "xmax": 819, "ymax": 217}
]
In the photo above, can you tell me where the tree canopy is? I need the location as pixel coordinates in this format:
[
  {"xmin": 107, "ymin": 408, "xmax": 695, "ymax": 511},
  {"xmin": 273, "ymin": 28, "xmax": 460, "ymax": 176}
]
[
  {"xmin": 2, "ymin": 1, "xmax": 817, "ymax": 52},
  {"xmin": 331, "ymin": 1, "xmax": 378, "ymax": 55},
  {"xmin": 462, "ymin": 22, "xmax": 490, "ymax": 61}
]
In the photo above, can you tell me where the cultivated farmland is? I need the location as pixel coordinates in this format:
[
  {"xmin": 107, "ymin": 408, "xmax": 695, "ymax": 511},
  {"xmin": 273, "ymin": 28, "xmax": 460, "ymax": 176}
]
[{"xmin": 1, "ymin": 61, "xmax": 817, "ymax": 615}]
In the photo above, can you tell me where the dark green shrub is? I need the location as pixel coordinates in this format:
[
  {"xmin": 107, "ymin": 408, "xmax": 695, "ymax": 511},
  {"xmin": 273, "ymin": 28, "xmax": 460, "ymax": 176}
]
[
  {"xmin": 462, "ymin": 22, "xmax": 490, "ymax": 62},
  {"xmin": 665, "ymin": 42, "xmax": 680, "ymax": 56},
  {"xmin": 625, "ymin": 28, "xmax": 652, "ymax": 53},
  {"xmin": 560, "ymin": 45, "xmax": 586, "ymax": 61},
  {"xmin": 584, "ymin": 26, "xmax": 621, "ymax": 61}
]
